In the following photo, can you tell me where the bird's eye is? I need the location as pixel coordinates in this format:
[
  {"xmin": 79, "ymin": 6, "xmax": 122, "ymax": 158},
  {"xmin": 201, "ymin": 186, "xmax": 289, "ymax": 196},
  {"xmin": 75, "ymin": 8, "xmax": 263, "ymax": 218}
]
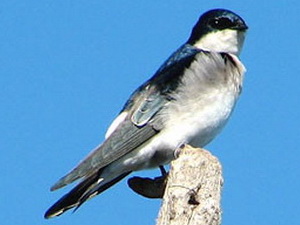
[{"xmin": 209, "ymin": 17, "xmax": 234, "ymax": 29}]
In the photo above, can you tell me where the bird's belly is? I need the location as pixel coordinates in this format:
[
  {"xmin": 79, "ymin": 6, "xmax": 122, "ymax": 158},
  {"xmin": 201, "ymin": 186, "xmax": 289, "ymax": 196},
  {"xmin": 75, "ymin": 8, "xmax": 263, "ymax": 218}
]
[{"xmin": 162, "ymin": 88, "xmax": 238, "ymax": 148}]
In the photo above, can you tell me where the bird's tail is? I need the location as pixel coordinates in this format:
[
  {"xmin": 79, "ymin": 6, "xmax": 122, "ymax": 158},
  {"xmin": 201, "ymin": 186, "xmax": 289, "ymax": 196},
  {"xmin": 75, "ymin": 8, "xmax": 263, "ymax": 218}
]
[{"xmin": 44, "ymin": 170, "xmax": 131, "ymax": 219}]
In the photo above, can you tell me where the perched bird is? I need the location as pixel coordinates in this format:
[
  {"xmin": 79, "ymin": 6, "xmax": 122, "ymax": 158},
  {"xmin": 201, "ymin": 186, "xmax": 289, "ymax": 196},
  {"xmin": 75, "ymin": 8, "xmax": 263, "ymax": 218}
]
[{"xmin": 45, "ymin": 8, "xmax": 248, "ymax": 218}]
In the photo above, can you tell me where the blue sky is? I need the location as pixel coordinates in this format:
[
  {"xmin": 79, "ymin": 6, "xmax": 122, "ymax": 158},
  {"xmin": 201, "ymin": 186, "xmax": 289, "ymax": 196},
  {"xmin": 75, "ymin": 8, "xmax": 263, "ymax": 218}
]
[{"xmin": 1, "ymin": 1, "xmax": 299, "ymax": 225}]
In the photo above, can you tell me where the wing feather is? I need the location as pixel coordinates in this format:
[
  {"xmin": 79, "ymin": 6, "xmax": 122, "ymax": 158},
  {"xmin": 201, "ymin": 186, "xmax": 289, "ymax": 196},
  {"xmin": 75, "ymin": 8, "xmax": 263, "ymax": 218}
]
[{"xmin": 51, "ymin": 119, "xmax": 158, "ymax": 190}]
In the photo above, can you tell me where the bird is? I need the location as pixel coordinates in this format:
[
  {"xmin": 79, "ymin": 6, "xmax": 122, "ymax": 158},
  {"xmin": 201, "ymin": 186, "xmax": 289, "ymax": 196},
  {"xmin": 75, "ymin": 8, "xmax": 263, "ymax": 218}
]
[{"xmin": 45, "ymin": 8, "xmax": 248, "ymax": 219}]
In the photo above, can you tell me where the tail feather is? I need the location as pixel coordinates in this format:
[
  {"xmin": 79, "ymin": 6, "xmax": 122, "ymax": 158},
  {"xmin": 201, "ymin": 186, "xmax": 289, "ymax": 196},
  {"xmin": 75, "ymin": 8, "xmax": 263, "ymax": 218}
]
[
  {"xmin": 74, "ymin": 171, "xmax": 131, "ymax": 212},
  {"xmin": 44, "ymin": 171, "xmax": 131, "ymax": 219}
]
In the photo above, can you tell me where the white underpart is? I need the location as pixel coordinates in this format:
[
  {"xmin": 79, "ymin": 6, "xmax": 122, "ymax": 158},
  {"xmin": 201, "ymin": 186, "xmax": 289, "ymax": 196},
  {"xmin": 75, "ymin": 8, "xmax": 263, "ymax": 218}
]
[
  {"xmin": 194, "ymin": 29, "xmax": 245, "ymax": 55},
  {"xmin": 105, "ymin": 111, "xmax": 128, "ymax": 139},
  {"xmin": 160, "ymin": 53, "xmax": 244, "ymax": 148}
]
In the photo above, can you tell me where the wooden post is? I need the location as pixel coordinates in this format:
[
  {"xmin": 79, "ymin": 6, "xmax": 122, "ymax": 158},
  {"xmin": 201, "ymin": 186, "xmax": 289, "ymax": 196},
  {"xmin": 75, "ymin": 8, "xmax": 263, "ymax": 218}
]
[{"xmin": 156, "ymin": 145, "xmax": 223, "ymax": 225}]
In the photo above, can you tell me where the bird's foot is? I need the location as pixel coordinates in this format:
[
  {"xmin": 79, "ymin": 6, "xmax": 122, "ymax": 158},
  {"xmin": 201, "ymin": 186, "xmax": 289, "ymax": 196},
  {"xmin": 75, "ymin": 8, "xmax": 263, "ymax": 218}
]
[{"xmin": 174, "ymin": 143, "xmax": 186, "ymax": 159}]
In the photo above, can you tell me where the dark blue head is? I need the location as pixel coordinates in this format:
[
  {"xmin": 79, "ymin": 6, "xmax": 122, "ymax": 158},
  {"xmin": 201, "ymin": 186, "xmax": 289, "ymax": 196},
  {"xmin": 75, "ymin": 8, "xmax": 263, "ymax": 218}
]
[{"xmin": 187, "ymin": 9, "xmax": 248, "ymax": 55}]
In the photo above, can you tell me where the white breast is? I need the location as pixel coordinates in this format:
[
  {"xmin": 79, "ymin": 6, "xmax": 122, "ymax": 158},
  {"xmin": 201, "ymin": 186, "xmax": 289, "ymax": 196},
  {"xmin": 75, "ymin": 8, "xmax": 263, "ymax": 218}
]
[{"xmin": 158, "ymin": 52, "xmax": 245, "ymax": 148}]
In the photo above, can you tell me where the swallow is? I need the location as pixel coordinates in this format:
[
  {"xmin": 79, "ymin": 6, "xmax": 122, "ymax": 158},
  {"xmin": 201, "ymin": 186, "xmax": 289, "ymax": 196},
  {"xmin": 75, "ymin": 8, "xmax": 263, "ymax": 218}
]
[{"xmin": 45, "ymin": 8, "xmax": 248, "ymax": 218}]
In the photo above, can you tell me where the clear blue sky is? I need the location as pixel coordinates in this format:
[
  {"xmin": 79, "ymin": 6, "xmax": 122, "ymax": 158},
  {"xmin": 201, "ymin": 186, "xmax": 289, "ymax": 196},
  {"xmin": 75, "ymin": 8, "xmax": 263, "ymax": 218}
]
[{"xmin": 1, "ymin": 1, "xmax": 299, "ymax": 225}]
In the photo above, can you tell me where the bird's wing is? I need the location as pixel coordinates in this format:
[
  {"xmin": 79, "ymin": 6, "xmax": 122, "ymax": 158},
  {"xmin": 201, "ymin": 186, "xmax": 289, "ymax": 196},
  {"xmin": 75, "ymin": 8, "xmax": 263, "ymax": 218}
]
[
  {"xmin": 51, "ymin": 113, "xmax": 160, "ymax": 191},
  {"xmin": 51, "ymin": 45, "xmax": 201, "ymax": 191}
]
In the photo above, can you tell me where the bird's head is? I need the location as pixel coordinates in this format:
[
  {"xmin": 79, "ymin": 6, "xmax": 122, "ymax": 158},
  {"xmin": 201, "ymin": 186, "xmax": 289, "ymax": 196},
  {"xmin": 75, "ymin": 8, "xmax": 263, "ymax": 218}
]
[{"xmin": 187, "ymin": 9, "xmax": 248, "ymax": 56}]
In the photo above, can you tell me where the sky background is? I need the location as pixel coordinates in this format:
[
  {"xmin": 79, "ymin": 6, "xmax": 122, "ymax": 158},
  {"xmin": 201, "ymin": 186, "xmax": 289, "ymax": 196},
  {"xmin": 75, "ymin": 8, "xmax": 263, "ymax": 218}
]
[{"xmin": 1, "ymin": 1, "xmax": 299, "ymax": 225}]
